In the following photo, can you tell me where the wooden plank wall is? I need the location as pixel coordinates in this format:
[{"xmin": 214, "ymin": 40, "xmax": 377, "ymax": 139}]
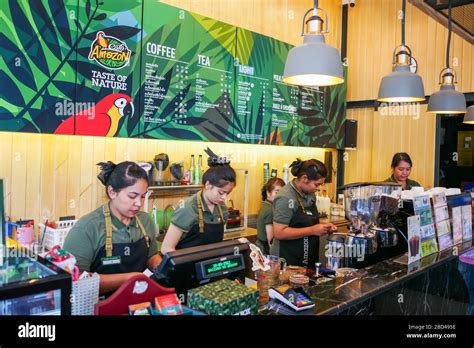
[
  {"xmin": 347, "ymin": 0, "xmax": 474, "ymax": 101},
  {"xmin": 161, "ymin": 0, "xmax": 342, "ymax": 49},
  {"xmin": 0, "ymin": 132, "xmax": 337, "ymax": 222},
  {"xmin": 345, "ymin": 105, "xmax": 437, "ymax": 187},
  {"xmin": 344, "ymin": 0, "xmax": 473, "ymax": 188}
]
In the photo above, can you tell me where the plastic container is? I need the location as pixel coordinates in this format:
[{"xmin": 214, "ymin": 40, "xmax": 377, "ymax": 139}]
[
  {"xmin": 71, "ymin": 273, "xmax": 100, "ymax": 315},
  {"xmin": 38, "ymin": 220, "xmax": 77, "ymax": 250}
]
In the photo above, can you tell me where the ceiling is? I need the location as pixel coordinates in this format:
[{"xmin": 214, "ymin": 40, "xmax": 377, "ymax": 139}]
[{"xmin": 410, "ymin": 0, "xmax": 474, "ymax": 44}]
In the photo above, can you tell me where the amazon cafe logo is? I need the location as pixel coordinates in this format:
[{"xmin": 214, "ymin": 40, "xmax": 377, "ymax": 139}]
[{"xmin": 88, "ymin": 31, "xmax": 131, "ymax": 70}]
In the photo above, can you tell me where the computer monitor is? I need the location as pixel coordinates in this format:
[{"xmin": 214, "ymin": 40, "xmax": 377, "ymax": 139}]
[{"xmin": 154, "ymin": 240, "xmax": 250, "ymax": 297}]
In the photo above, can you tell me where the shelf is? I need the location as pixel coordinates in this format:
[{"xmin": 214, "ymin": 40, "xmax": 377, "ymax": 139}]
[
  {"xmin": 148, "ymin": 184, "xmax": 203, "ymax": 192},
  {"xmin": 144, "ymin": 185, "xmax": 204, "ymax": 210}
]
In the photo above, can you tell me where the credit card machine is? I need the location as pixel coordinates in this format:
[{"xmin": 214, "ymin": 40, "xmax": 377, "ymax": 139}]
[{"xmin": 269, "ymin": 285, "xmax": 314, "ymax": 311}]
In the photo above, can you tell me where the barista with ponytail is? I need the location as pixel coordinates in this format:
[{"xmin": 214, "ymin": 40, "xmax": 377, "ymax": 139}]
[
  {"xmin": 63, "ymin": 161, "xmax": 162, "ymax": 295},
  {"xmin": 272, "ymin": 158, "xmax": 337, "ymax": 267},
  {"xmin": 257, "ymin": 178, "xmax": 285, "ymax": 255},
  {"xmin": 161, "ymin": 148, "xmax": 236, "ymax": 253}
]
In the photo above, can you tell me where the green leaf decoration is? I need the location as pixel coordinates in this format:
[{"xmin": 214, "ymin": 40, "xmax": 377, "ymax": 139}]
[{"xmin": 235, "ymin": 28, "xmax": 254, "ymax": 65}]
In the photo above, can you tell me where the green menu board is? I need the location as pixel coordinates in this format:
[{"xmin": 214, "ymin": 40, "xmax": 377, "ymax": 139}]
[
  {"xmin": 233, "ymin": 29, "xmax": 272, "ymax": 144},
  {"xmin": 139, "ymin": 3, "xmax": 237, "ymax": 141},
  {"xmin": 270, "ymin": 39, "xmax": 299, "ymax": 146},
  {"xmin": 0, "ymin": 0, "xmax": 347, "ymax": 149}
]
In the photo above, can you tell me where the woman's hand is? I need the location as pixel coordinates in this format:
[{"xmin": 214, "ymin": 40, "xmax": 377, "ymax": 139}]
[{"xmin": 312, "ymin": 223, "xmax": 337, "ymax": 236}]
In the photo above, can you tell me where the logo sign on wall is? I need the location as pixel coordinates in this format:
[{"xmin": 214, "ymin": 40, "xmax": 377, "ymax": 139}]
[{"xmin": 88, "ymin": 31, "xmax": 131, "ymax": 70}]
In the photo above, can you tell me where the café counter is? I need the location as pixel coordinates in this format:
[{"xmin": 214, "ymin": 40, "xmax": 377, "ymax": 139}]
[{"xmin": 260, "ymin": 241, "xmax": 473, "ymax": 315}]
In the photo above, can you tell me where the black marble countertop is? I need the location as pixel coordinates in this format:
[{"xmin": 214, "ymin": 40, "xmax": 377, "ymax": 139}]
[{"xmin": 260, "ymin": 240, "xmax": 473, "ymax": 315}]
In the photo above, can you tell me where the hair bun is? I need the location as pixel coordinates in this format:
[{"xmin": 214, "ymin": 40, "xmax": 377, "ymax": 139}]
[
  {"xmin": 289, "ymin": 158, "xmax": 303, "ymax": 176},
  {"xmin": 97, "ymin": 161, "xmax": 117, "ymax": 186},
  {"xmin": 204, "ymin": 147, "xmax": 231, "ymax": 167}
]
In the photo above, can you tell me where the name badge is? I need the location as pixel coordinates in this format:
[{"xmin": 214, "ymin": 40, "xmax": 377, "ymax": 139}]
[
  {"xmin": 305, "ymin": 210, "xmax": 313, "ymax": 216},
  {"xmin": 101, "ymin": 256, "xmax": 121, "ymax": 266}
]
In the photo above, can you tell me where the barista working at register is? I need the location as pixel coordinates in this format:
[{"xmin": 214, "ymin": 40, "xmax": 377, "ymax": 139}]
[
  {"xmin": 384, "ymin": 152, "xmax": 421, "ymax": 190},
  {"xmin": 272, "ymin": 159, "xmax": 337, "ymax": 268},
  {"xmin": 63, "ymin": 161, "xmax": 162, "ymax": 295},
  {"xmin": 161, "ymin": 151, "xmax": 236, "ymax": 252}
]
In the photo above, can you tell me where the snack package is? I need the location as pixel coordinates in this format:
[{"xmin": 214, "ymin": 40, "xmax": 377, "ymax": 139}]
[
  {"xmin": 128, "ymin": 302, "xmax": 152, "ymax": 315},
  {"xmin": 249, "ymin": 243, "xmax": 270, "ymax": 271},
  {"xmin": 155, "ymin": 294, "xmax": 183, "ymax": 315}
]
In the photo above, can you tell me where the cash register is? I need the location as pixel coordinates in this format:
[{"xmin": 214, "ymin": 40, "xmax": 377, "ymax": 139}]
[{"xmin": 153, "ymin": 240, "xmax": 250, "ymax": 298}]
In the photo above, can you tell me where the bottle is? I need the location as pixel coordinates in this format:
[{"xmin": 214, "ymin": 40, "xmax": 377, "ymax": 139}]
[
  {"xmin": 189, "ymin": 155, "xmax": 195, "ymax": 185},
  {"xmin": 271, "ymin": 168, "xmax": 277, "ymax": 178},
  {"xmin": 316, "ymin": 193, "xmax": 323, "ymax": 215},
  {"xmin": 263, "ymin": 162, "xmax": 270, "ymax": 184},
  {"xmin": 322, "ymin": 190, "xmax": 331, "ymax": 216},
  {"xmin": 283, "ymin": 164, "xmax": 289, "ymax": 184},
  {"xmin": 195, "ymin": 155, "xmax": 203, "ymax": 185}
]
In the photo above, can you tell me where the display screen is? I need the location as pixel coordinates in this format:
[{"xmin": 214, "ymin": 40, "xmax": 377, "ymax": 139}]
[
  {"xmin": 203, "ymin": 255, "xmax": 244, "ymax": 276},
  {"xmin": 0, "ymin": 289, "xmax": 61, "ymax": 315}
]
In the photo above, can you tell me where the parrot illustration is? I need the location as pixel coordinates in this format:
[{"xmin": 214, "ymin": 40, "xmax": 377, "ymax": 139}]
[
  {"xmin": 96, "ymin": 31, "xmax": 109, "ymax": 48},
  {"xmin": 54, "ymin": 93, "xmax": 134, "ymax": 136}
]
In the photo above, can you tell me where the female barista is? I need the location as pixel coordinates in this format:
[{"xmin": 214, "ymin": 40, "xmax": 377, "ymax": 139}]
[
  {"xmin": 161, "ymin": 153, "xmax": 236, "ymax": 252},
  {"xmin": 385, "ymin": 152, "xmax": 421, "ymax": 190},
  {"xmin": 63, "ymin": 161, "xmax": 162, "ymax": 294},
  {"xmin": 256, "ymin": 177, "xmax": 285, "ymax": 255},
  {"xmin": 272, "ymin": 159, "xmax": 337, "ymax": 268}
]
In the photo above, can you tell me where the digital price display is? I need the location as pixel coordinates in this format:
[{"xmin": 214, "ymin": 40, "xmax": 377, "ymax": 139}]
[{"xmin": 195, "ymin": 254, "xmax": 245, "ymax": 280}]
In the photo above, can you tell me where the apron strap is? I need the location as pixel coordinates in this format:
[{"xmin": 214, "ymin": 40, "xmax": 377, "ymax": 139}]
[
  {"xmin": 135, "ymin": 216, "xmax": 151, "ymax": 249},
  {"xmin": 197, "ymin": 191, "xmax": 225, "ymax": 233},
  {"xmin": 290, "ymin": 183, "xmax": 307, "ymax": 212},
  {"xmin": 103, "ymin": 204, "xmax": 151, "ymax": 258},
  {"xmin": 103, "ymin": 204, "xmax": 113, "ymax": 258},
  {"xmin": 216, "ymin": 204, "xmax": 224, "ymax": 224},
  {"xmin": 197, "ymin": 191, "xmax": 205, "ymax": 233}
]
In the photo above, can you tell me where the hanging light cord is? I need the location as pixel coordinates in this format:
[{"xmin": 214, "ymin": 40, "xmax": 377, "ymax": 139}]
[
  {"xmin": 401, "ymin": 0, "xmax": 406, "ymax": 46},
  {"xmin": 446, "ymin": 0, "xmax": 452, "ymax": 69}
]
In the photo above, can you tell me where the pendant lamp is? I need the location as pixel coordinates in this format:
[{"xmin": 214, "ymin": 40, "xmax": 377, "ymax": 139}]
[
  {"xmin": 377, "ymin": 0, "xmax": 425, "ymax": 103},
  {"xmin": 282, "ymin": 0, "xmax": 344, "ymax": 87},
  {"xmin": 427, "ymin": 0, "xmax": 466, "ymax": 114}
]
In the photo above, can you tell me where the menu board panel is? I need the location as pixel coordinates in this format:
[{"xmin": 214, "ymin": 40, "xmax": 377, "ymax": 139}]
[{"xmin": 1, "ymin": 0, "xmax": 348, "ymax": 149}]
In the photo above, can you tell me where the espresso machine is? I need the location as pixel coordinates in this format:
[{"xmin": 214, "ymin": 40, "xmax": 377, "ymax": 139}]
[{"xmin": 326, "ymin": 182, "xmax": 406, "ymax": 269}]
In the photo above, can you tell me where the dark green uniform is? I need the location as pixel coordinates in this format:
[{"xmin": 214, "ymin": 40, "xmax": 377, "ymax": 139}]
[
  {"xmin": 171, "ymin": 191, "xmax": 229, "ymax": 249},
  {"xmin": 272, "ymin": 180, "xmax": 319, "ymax": 268},
  {"xmin": 256, "ymin": 200, "xmax": 273, "ymax": 255},
  {"xmin": 384, "ymin": 175, "xmax": 421, "ymax": 190},
  {"xmin": 63, "ymin": 205, "xmax": 158, "ymax": 272}
]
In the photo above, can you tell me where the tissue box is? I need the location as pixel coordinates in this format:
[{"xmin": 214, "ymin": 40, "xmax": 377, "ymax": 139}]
[{"xmin": 187, "ymin": 279, "xmax": 258, "ymax": 315}]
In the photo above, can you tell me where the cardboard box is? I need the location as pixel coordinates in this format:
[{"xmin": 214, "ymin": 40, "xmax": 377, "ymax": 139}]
[{"xmin": 187, "ymin": 279, "xmax": 258, "ymax": 315}]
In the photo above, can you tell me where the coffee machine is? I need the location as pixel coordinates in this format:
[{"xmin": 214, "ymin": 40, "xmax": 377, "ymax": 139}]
[
  {"xmin": 326, "ymin": 182, "xmax": 405, "ymax": 269},
  {"xmin": 368, "ymin": 182, "xmax": 405, "ymax": 261}
]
